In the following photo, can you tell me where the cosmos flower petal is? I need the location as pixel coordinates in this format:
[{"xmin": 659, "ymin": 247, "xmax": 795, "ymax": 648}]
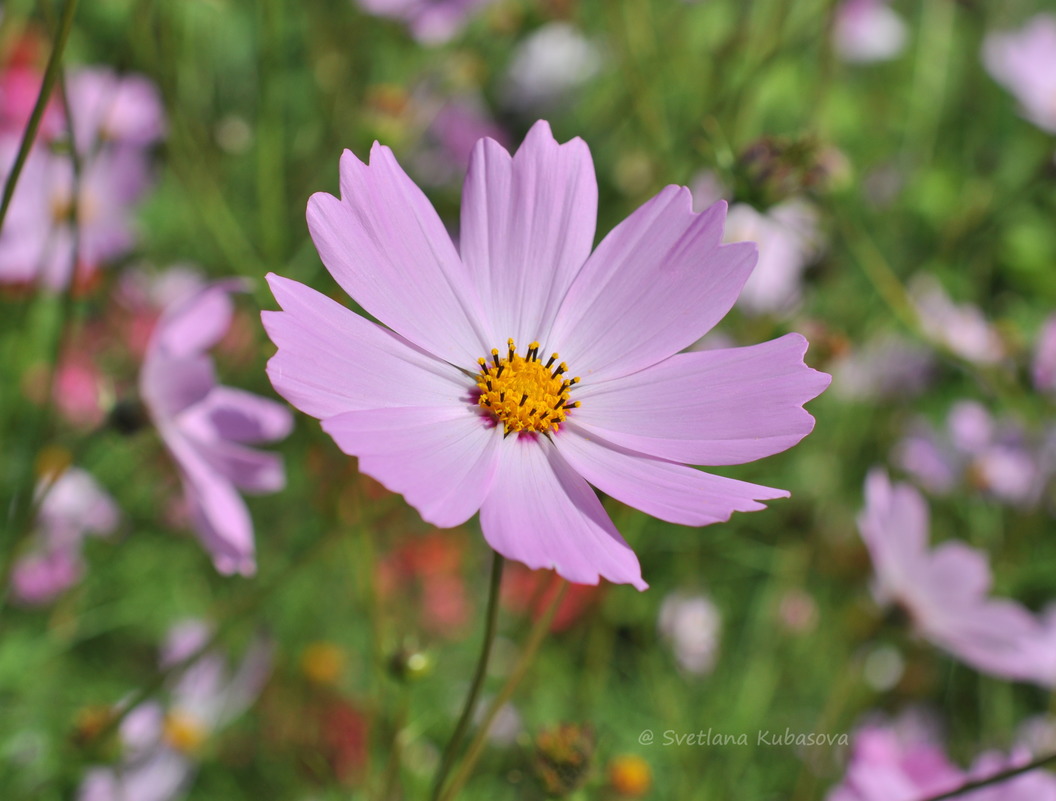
[
  {"xmin": 571, "ymin": 333, "xmax": 830, "ymax": 465},
  {"xmin": 263, "ymin": 273, "xmax": 470, "ymax": 418},
  {"xmin": 140, "ymin": 352, "xmax": 217, "ymax": 420},
  {"xmin": 306, "ymin": 145, "xmax": 491, "ymax": 366},
  {"xmin": 460, "ymin": 120, "xmax": 597, "ymax": 346},
  {"xmin": 926, "ymin": 541, "xmax": 992, "ymax": 602},
  {"xmin": 322, "ymin": 406, "xmax": 500, "ymax": 528},
  {"xmin": 557, "ymin": 424, "xmax": 788, "ymax": 526},
  {"xmin": 188, "ymin": 385, "xmax": 294, "ymax": 444},
  {"xmin": 151, "ymin": 279, "xmax": 245, "ymax": 359},
  {"xmin": 165, "ymin": 430, "xmax": 257, "ymax": 576},
  {"xmin": 479, "ymin": 438, "xmax": 647, "ymax": 590},
  {"xmin": 858, "ymin": 468, "xmax": 931, "ymax": 592},
  {"xmin": 179, "ymin": 436, "xmax": 286, "ymax": 494},
  {"xmin": 548, "ymin": 192, "xmax": 756, "ymax": 381}
]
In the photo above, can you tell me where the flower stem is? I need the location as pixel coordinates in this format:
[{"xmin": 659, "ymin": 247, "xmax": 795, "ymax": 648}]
[
  {"xmin": 913, "ymin": 751, "xmax": 1056, "ymax": 801},
  {"xmin": 0, "ymin": 0, "xmax": 79, "ymax": 231},
  {"xmin": 429, "ymin": 551, "xmax": 505, "ymax": 801},
  {"xmin": 438, "ymin": 581, "xmax": 568, "ymax": 801}
]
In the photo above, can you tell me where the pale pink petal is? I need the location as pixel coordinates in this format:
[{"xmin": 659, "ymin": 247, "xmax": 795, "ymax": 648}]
[
  {"xmin": 479, "ymin": 437, "xmax": 646, "ymax": 589},
  {"xmin": 556, "ymin": 425, "xmax": 788, "ymax": 526},
  {"xmin": 571, "ymin": 333, "xmax": 829, "ymax": 464},
  {"xmin": 262, "ymin": 273, "xmax": 469, "ymax": 419},
  {"xmin": 190, "ymin": 385, "xmax": 293, "ymax": 444},
  {"xmin": 165, "ymin": 429, "xmax": 256, "ymax": 576},
  {"xmin": 152, "ymin": 280, "xmax": 244, "ymax": 359},
  {"xmin": 306, "ymin": 145, "xmax": 491, "ymax": 367},
  {"xmin": 140, "ymin": 352, "xmax": 216, "ymax": 420},
  {"xmin": 547, "ymin": 193, "xmax": 756, "ymax": 382},
  {"xmin": 926, "ymin": 541, "xmax": 991, "ymax": 602},
  {"xmin": 459, "ymin": 120, "xmax": 596, "ymax": 347},
  {"xmin": 321, "ymin": 405, "xmax": 500, "ymax": 528},
  {"xmin": 180, "ymin": 435, "xmax": 285, "ymax": 494}
]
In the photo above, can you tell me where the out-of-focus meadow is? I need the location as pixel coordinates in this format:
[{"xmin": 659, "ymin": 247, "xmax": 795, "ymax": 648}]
[{"xmin": 2, "ymin": 0, "xmax": 1056, "ymax": 798}]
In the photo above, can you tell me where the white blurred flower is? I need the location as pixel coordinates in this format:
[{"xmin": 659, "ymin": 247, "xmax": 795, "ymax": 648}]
[
  {"xmin": 658, "ymin": 592, "xmax": 721, "ymax": 676},
  {"xmin": 833, "ymin": 0, "xmax": 907, "ymax": 64},
  {"xmin": 502, "ymin": 23, "xmax": 603, "ymax": 112}
]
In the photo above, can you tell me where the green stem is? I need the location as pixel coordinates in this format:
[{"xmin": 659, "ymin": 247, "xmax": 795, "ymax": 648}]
[
  {"xmin": 914, "ymin": 752, "xmax": 1056, "ymax": 801},
  {"xmin": 0, "ymin": 0, "xmax": 79, "ymax": 231},
  {"xmin": 438, "ymin": 581, "xmax": 568, "ymax": 801},
  {"xmin": 429, "ymin": 552, "xmax": 505, "ymax": 801}
]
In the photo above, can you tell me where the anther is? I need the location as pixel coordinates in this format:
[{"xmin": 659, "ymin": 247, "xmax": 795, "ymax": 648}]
[
  {"xmin": 551, "ymin": 363, "xmax": 567, "ymax": 379},
  {"xmin": 492, "ymin": 349, "xmax": 501, "ymax": 369},
  {"xmin": 519, "ymin": 393, "xmax": 528, "ymax": 407},
  {"xmin": 545, "ymin": 354, "xmax": 558, "ymax": 369}
]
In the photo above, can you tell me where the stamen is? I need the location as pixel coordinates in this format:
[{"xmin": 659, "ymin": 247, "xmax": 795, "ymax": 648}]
[{"xmin": 474, "ymin": 339, "xmax": 580, "ymax": 435}]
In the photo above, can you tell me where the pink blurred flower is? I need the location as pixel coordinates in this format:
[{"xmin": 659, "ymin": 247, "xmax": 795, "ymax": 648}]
[
  {"xmin": 894, "ymin": 401, "xmax": 1042, "ymax": 508},
  {"xmin": 833, "ymin": 0, "xmax": 908, "ymax": 64},
  {"xmin": 77, "ymin": 620, "xmax": 271, "ymax": 801},
  {"xmin": 65, "ymin": 67, "xmax": 166, "ymax": 152},
  {"xmin": 724, "ymin": 199, "xmax": 823, "ymax": 316},
  {"xmin": 410, "ymin": 94, "xmax": 511, "ymax": 187},
  {"xmin": 858, "ymin": 469, "xmax": 1044, "ymax": 682},
  {"xmin": 263, "ymin": 120, "xmax": 829, "ymax": 590},
  {"xmin": 910, "ymin": 275, "xmax": 1005, "ymax": 365},
  {"xmin": 160, "ymin": 620, "xmax": 274, "ymax": 738},
  {"xmin": 0, "ymin": 134, "xmax": 152, "ymax": 290},
  {"xmin": 354, "ymin": 0, "xmax": 496, "ymax": 44},
  {"xmin": 827, "ymin": 713, "xmax": 963, "ymax": 801},
  {"xmin": 12, "ymin": 466, "xmax": 119, "ymax": 606},
  {"xmin": 983, "ymin": 14, "xmax": 1056, "ymax": 134},
  {"xmin": 141, "ymin": 281, "xmax": 293, "ymax": 575},
  {"xmin": 0, "ymin": 66, "xmax": 64, "ymax": 139},
  {"xmin": 831, "ymin": 712, "xmax": 1056, "ymax": 801},
  {"xmin": 1033, "ymin": 315, "xmax": 1056, "ymax": 395}
]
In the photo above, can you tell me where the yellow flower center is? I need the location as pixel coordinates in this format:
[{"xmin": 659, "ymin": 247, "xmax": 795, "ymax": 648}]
[
  {"xmin": 476, "ymin": 339, "xmax": 579, "ymax": 436},
  {"xmin": 163, "ymin": 712, "xmax": 207, "ymax": 753}
]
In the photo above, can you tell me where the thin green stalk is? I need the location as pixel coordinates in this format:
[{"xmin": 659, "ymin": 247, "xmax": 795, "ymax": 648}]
[
  {"xmin": 429, "ymin": 552, "xmax": 505, "ymax": 801},
  {"xmin": 914, "ymin": 752, "xmax": 1056, "ymax": 801},
  {"xmin": 438, "ymin": 581, "xmax": 567, "ymax": 801},
  {"xmin": 0, "ymin": 0, "xmax": 79, "ymax": 231}
]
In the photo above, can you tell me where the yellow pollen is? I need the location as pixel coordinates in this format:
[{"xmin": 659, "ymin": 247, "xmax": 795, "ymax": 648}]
[
  {"xmin": 476, "ymin": 338, "xmax": 579, "ymax": 436},
  {"xmin": 163, "ymin": 712, "xmax": 207, "ymax": 754}
]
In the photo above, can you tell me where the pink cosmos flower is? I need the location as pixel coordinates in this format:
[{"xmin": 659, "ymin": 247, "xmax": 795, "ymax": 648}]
[
  {"xmin": 0, "ymin": 134, "xmax": 152, "ymax": 289},
  {"xmin": 910, "ymin": 275, "xmax": 1005, "ymax": 365},
  {"xmin": 12, "ymin": 466, "xmax": 119, "ymax": 605},
  {"xmin": 141, "ymin": 281, "xmax": 293, "ymax": 575},
  {"xmin": 354, "ymin": 0, "xmax": 496, "ymax": 44},
  {"xmin": 894, "ymin": 401, "xmax": 1042, "ymax": 508},
  {"xmin": 77, "ymin": 620, "xmax": 272, "ymax": 801},
  {"xmin": 830, "ymin": 712, "xmax": 1056, "ymax": 801},
  {"xmin": 64, "ymin": 67, "xmax": 166, "ymax": 153},
  {"xmin": 858, "ymin": 469, "xmax": 1044, "ymax": 682},
  {"xmin": 263, "ymin": 121, "xmax": 830, "ymax": 590},
  {"xmin": 827, "ymin": 713, "xmax": 963, "ymax": 801},
  {"xmin": 833, "ymin": 0, "xmax": 908, "ymax": 64},
  {"xmin": 982, "ymin": 14, "xmax": 1056, "ymax": 135}
]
